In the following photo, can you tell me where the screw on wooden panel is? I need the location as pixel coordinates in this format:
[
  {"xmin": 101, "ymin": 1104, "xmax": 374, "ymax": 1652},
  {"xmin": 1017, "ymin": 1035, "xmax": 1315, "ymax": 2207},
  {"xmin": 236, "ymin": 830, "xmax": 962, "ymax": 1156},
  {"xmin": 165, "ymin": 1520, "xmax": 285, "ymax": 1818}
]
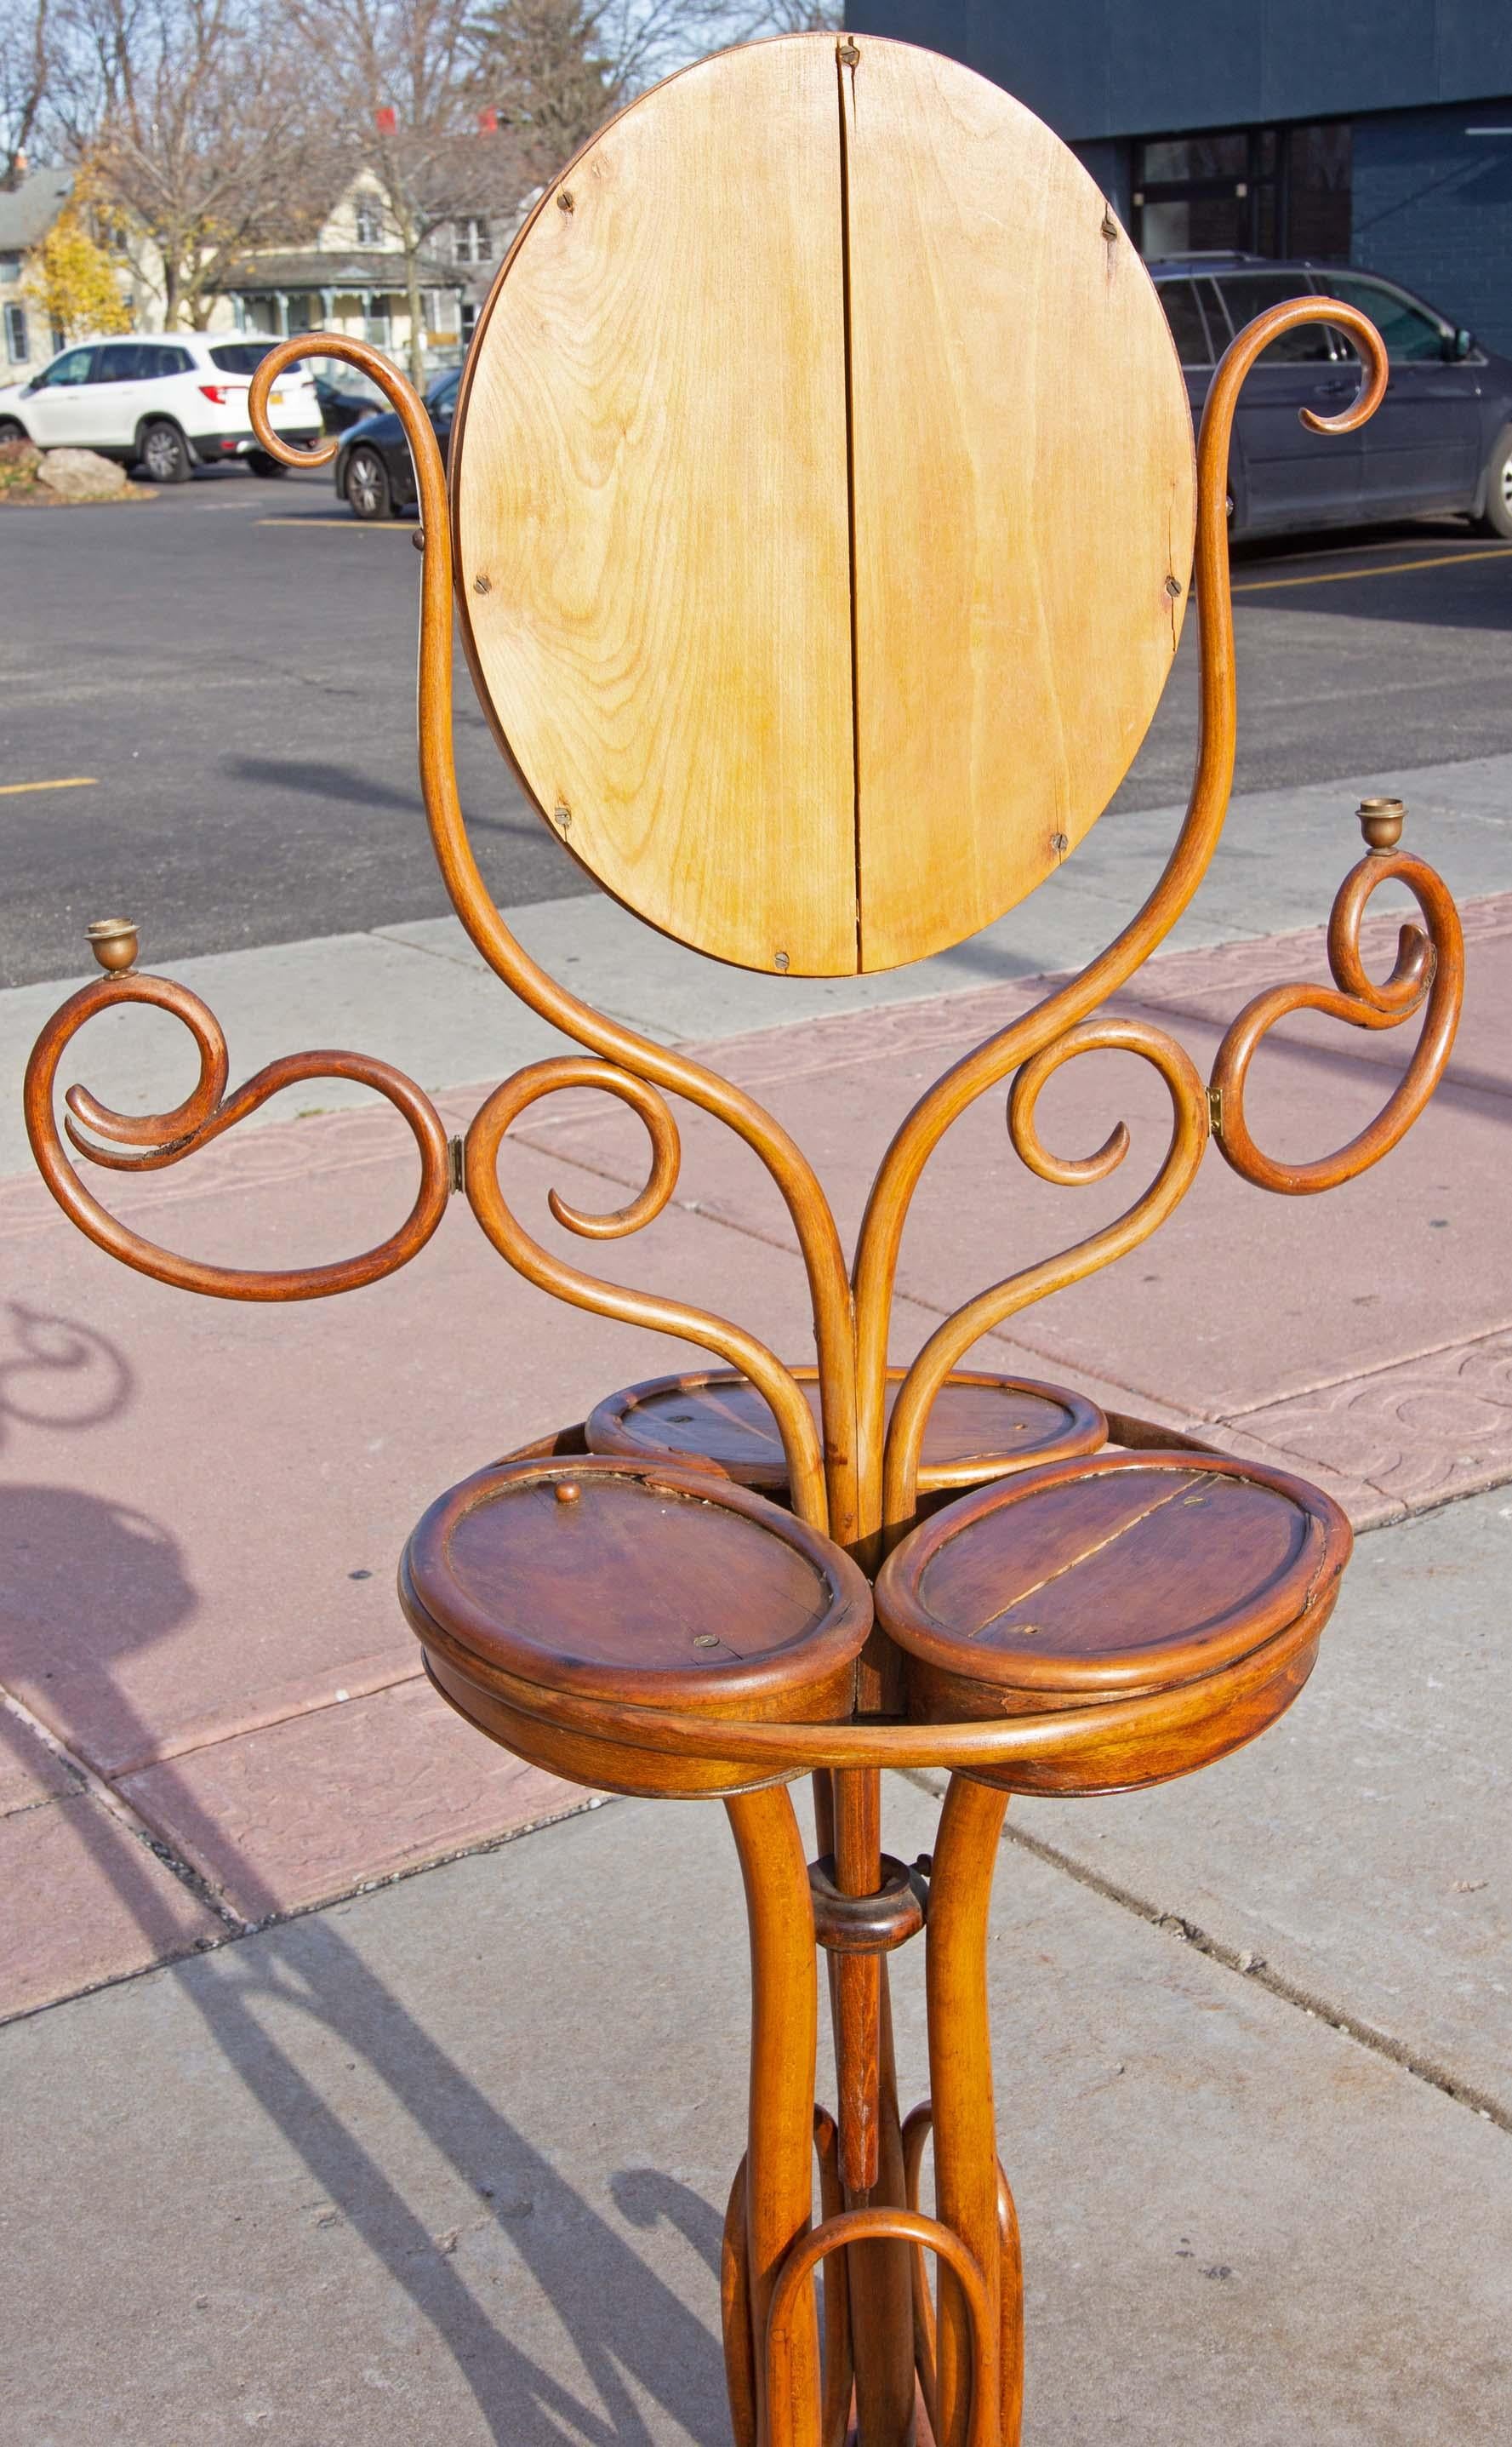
[
  {"xmin": 554, "ymin": 1481, "xmax": 581, "ymax": 1505},
  {"xmin": 552, "ymin": 801, "xmax": 572, "ymax": 832},
  {"xmin": 1165, "ymin": 573, "xmax": 1184, "ymax": 598},
  {"xmin": 413, "ymin": 528, "xmax": 425, "ymax": 552},
  {"xmin": 774, "ymin": 951, "xmax": 790, "ymax": 971},
  {"xmin": 837, "ymin": 37, "xmax": 859, "ymax": 66},
  {"xmin": 1050, "ymin": 832, "xmax": 1070, "ymax": 856},
  {"xmin": 1012, "ymin": 1623, "xmax": 1041, "ymax": 1637},
  {"xmin": 557, "ymin": 189, "xmax": 574, "ymax": 214},
  {"xmin": 1357, "ymin": 795, "xmax": 1406, "ymax": 854},
  {"xmin": 473, "ymin": 572, "xmax": 491, "ymax": 595},
  {"xmin": 692, "ymin": 1633, "xmax": 720, "ymax": 1648}
]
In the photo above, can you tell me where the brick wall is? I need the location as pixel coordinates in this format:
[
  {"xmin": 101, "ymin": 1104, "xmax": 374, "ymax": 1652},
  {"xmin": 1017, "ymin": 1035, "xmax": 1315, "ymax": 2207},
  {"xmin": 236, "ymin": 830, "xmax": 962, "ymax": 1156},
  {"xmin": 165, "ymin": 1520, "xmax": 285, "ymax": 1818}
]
[{"xmin": 1352, "ymin": 103, "xmax": 1512, "ymax": 355}]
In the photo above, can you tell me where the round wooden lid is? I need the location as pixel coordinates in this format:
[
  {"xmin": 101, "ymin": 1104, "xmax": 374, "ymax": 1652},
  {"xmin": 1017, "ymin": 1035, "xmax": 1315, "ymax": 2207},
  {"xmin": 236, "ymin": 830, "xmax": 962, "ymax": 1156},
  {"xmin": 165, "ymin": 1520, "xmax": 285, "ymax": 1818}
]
[
  {"xmin": 402, "ymin": 1455, "xmax": 872, "ymax": 1711},
  {"xmin": 875, "ymin": 1452, "xmax": 1352, "ymax": 1695},
  {"xmin": 585, "ymin": 1368, "xmax": 1106, "ymax": 1493},
  {"xmin": 452, "ymin": 32, "xmax": 1194, "ymax": 976}
]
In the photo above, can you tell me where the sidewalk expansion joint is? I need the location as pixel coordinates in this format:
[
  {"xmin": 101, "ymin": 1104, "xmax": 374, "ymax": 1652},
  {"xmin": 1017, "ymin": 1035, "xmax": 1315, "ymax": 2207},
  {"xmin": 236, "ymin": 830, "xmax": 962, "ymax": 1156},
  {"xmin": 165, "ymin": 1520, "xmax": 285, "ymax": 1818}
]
[
  {"xmin": 899, "ymin": 1770, "xmax": 1511, "ymax": 2138},
  {"xmin": 1, "ymin": 1686, "xmax": 251, "ymax": 1939},
  {"xmin": 0, "ymin": 1783, "xmax": 611, "ymax": 2031}
]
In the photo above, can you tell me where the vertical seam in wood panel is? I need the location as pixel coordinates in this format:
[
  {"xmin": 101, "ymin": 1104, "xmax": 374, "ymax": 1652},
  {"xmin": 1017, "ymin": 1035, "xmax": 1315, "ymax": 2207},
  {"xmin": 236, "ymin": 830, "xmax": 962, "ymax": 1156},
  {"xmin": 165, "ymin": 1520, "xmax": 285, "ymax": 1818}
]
[{"xmin": 836, "ymin": 43, "xmax": 864, "ymax": 973}]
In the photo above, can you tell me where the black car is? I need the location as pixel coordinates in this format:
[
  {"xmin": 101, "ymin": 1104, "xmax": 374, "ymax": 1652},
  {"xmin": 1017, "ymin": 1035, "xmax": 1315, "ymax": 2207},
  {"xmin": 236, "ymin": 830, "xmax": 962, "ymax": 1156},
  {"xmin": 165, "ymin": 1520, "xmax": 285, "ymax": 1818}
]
[
  {"xmin": 1152, "ymin": 255, "xmax": 1512, "ymax": 539},
  {"xmin": 313, "ymin": 370, "xmax": 386, "ymax": 435},
  {"xmin": 334, "ymin": 368, "xmax": 459, "ymax": 518}
]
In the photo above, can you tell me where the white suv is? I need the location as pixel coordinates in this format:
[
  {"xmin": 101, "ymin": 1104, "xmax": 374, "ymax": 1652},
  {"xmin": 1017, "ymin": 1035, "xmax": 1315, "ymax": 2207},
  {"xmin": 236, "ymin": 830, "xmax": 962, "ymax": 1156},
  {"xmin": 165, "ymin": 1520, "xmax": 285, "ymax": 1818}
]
[{"xmin": 0, "ymin": 333, "xmax": 322, "ymax": 482}]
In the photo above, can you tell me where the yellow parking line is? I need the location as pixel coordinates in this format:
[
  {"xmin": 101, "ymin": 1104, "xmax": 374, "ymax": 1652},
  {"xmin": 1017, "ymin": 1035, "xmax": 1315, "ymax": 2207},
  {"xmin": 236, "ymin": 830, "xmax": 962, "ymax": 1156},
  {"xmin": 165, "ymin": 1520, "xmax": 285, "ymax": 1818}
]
[
  {"xmin": 0, "ymin": 776, "xmax": 99, "ymax": 797},
  {"xmin": 258, "ymin": 516, "xmax": 410, "ymax": 529},
  {"xmin": 1235, "ymin": 546, "xmax": 1512, "ymax": 593}
]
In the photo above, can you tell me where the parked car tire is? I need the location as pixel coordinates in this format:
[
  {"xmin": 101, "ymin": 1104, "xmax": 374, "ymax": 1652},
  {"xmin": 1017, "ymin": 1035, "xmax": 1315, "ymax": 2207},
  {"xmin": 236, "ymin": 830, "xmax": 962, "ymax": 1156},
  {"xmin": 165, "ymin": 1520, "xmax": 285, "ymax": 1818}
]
[
  {"xmin": 139, "ymin": 420, "xmax": 191, "ymax": 484},
  {"xmin": 1475, "ymin": 431, "xmax": 1512, "ymax": 538},
  {"xmin": 246, "ymin": 449, "xmax": 288, "ymax": 478},
  {"xmin": 344, "ymin": 445, "xmax": 394, "ymax": 521},
  {"xmin": 0, "ymin": 417, "xmax": 26, "ymax": 445}
]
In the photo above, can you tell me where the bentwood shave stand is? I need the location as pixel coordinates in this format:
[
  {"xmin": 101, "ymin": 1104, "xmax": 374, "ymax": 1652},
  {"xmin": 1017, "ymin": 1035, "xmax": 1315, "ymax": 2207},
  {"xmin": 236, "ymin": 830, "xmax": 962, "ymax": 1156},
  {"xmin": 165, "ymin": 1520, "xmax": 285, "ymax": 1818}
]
[{"xmin": 27, "ymin": 35, "xmax": 1464, "ymax": 2446}]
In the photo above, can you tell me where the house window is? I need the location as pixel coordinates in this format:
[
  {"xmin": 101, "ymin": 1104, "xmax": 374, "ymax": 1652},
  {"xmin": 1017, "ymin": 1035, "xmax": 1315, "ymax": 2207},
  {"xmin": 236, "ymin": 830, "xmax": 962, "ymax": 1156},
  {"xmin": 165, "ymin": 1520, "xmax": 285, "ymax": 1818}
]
[
  {"xmin": 354, "ymin": 194, "xmax": 383, "ymax": 247},
  {"xmin": 4, "ymin": 302, "xmax": 29, "ymax": 364},
  {"xmin": 454, "ymin": 216, "xmax": 489, "ymax": 265},
  {"xmin": 459, "ymin": 300, "xmax": 478, "ymax": 346}
]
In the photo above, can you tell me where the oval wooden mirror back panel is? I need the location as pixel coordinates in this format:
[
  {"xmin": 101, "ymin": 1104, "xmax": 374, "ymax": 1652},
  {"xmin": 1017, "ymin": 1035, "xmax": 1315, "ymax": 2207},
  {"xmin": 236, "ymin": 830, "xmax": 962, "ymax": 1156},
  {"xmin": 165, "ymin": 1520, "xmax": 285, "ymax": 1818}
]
[{"xmin": 453, "ymin": 33, "xmax": 1195, "ymax": 975}]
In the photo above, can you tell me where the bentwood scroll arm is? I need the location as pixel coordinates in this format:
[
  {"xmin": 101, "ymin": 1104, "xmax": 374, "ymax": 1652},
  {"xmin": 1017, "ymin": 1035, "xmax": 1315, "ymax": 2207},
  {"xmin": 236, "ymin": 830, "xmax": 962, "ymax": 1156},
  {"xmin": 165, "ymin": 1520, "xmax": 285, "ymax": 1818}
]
[
  {"xmin": 849, "ymin": 299, "xmax": 1391, "ymax": 1535},
  {"xmin": 24, "ymin": 971, "xmax": 449, "ymax": 1300},
  {"xmin": 465, "ymin": 1060, "xmax": 829, "ymax": 1531},
  {"xmin": 248, "ymin": 338, "xmax": 859, "ymax": 1541},
  {"xmin": 880, "ymin": 1021, "xmax": 1208, "ymax": 1541},
  {"xmin": 1210, "ymin": 833, "xmax": 1464, "ymax": 1194}
]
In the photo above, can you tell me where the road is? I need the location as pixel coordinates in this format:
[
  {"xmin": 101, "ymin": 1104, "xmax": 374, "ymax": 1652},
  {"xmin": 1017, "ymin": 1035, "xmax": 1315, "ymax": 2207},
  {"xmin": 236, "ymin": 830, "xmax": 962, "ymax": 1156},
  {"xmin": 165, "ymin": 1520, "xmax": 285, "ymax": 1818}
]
[{"xmin": 3, "ymin": 460, "xmax": 1511, "ymax": 987}]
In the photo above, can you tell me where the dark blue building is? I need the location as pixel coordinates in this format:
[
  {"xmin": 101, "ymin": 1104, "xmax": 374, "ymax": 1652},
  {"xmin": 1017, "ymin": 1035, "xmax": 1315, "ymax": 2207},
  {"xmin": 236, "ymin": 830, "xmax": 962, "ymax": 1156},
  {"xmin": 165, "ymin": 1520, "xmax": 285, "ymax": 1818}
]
[{"xmin": 846, "ymin": 3, "xmax": 1512, "ymax": 353}]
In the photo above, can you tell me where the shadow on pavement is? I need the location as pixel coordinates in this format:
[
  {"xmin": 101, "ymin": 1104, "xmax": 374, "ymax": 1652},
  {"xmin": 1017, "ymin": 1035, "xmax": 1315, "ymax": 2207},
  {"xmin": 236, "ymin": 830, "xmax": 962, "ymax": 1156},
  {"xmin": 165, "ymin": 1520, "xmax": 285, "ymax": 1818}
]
[{"xmin": 1, "ymin": 1329, "xmax": 727, "ymax": 2440}]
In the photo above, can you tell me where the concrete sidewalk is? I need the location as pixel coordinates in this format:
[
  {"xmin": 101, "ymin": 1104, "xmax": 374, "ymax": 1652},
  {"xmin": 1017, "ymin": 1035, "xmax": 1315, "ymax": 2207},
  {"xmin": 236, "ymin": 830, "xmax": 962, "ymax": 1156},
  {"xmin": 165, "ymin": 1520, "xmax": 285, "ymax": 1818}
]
[
  {"xmin": 3, "ymin": 1736, "xmax": 1508, "ymax": 2444},
  {"xmin": 2, "ymin": 752, "xmax": 1509, "ymax": 2438}
]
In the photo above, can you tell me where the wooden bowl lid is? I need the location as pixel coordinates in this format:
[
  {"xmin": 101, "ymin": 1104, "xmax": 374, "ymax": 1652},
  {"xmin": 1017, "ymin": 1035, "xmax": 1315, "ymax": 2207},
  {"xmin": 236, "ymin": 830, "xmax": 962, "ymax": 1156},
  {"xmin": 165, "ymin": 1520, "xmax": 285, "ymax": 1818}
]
[
  {"xmin": 585, "ymin": 1367, "xmax": 1106, "ymax": 1493},
  {"xmin": 452, "ymin": 32, "xmax": 1193, "ymax": 976},
  {"xmin": 402, "ymin": 1455, "xmax": 871, "ymax": 1711},
  {"xmin": 875, "ymin": 1451, "xmax": 1352, "ymax": 1695}
]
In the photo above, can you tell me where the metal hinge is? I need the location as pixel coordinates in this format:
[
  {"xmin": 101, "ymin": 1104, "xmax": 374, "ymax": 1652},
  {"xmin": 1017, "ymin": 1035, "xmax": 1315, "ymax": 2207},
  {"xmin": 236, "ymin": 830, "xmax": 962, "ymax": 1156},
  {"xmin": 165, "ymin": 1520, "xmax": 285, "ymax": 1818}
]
[
  {"xmin": 1207, "ymin": 1085, "xmax": 1224, "ymax": 1137},
  {"xmin": 448, "ymin": 1134, "xmax": 466, "ymax": 1196}
]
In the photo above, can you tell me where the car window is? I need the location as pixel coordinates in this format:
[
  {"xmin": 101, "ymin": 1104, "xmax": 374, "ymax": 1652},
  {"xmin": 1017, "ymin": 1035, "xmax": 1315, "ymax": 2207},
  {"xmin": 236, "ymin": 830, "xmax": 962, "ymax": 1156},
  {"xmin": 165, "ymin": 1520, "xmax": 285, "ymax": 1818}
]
[
  {"xmin": 209, "ymin": 341, "xmax": 277, "ymax": 374},
  {"xmin": 144, "ymin": 344, "xmax": 193, "ymax": 377},
  {"xmin": 1216, "ymin": 272, "xmax": 1333, "ymax": 363},
  {"xmin": 428, "ymin": 369, "xmax": 460, "ymax": 412},
  {"xmin": 43, "ymin": 346, "xmax": 98, "ymax": 387},
  {"xmin": 95, "ymin": 341, "xmax": 147, "ymax": 381},
  {"xmin": 1156, "ymin": 278, "xmax": 1213, "ymax": 369},
  {"xmin": 1322, "ymin": 277, "xmax": 1447, "ymax": 365}
]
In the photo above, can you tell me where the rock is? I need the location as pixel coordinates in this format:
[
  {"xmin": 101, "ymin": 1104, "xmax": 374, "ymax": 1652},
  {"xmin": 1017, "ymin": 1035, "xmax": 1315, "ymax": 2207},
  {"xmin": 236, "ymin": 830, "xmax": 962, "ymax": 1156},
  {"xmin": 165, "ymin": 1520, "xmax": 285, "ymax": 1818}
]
[{"xmin": 36, "ymin": 448, "xmax": 130, "ymax": 500}]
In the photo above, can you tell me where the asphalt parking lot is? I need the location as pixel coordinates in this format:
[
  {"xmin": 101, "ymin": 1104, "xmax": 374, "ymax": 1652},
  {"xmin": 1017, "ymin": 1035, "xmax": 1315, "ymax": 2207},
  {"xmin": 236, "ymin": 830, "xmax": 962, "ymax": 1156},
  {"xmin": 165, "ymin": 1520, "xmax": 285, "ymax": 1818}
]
[{"xmin": 3, "ymin": 460, "xmax": 1511, "ymax": 987}]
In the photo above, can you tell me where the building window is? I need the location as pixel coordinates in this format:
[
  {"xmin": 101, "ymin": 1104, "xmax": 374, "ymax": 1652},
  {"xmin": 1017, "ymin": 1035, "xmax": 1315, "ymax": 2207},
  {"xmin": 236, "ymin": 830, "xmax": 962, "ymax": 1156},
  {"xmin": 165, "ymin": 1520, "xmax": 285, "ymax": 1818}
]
[
  {"xmin": 3, "ymin": 302, "xmax": 28, "ymax": 364},
  {"xmin": 460, "ymin": 300, "xmax": 478, "ymax": 346},
  {"xmin": 1133, "ymin": 122, "xmax": 1350, "ymax": 263},
  {"xmin": 363, "ymin": 300, "xmax": 391, "ymax": 346},
  {"xmin": 453, "ymin": 216, "xmax": 488, "ymax": 265},
  {"xmin": 354, "ymin": 194, "xmax": 383, "ymax": 247}
]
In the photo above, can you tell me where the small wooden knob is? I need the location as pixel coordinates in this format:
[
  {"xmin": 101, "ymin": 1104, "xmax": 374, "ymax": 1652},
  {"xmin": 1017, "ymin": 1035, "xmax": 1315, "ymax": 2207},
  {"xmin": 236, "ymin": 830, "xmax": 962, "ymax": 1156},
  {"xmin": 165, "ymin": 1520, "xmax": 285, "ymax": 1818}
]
[
  {"xmin": 1356, "ymin": 798, "xmax": 1405, "ymax": 855},
  {"xmin": 553, "ymin": 1481, "xmax": 581, "ymax": 1505},
  {"xmin": 86, "ymin": 918, "xmax": 139, "ymax": 973}
]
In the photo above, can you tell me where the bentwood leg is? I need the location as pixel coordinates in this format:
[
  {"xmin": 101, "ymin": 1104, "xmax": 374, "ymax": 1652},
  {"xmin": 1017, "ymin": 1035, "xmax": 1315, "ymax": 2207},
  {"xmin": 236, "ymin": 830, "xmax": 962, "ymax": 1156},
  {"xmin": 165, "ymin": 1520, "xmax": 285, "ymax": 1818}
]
[
  {"xmin": 926, "ymin": 1775, "xmax": 1013, "ymax": 2447},
  {"xmin": 727, "ymin": 1785, "xmax": 823, "ymax": 2445},
  {"xmin": 832, "ymin": 1767, "xmax": 917, "ymax": 2446}
]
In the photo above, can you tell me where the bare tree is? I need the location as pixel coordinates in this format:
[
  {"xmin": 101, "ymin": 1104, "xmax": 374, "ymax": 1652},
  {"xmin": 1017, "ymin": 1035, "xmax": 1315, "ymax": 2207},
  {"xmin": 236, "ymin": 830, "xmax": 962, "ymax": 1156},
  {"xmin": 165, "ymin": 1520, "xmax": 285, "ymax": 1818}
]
[
  {"xmin": 60, "ymin": 0, "xmax": 335, "ymax": 327},
  {"xmin": 465, "ymin": 0, "xmax": 840, "ymax": 191},
  {"xmin": 468, "ymin": 0, "xmax": 616, "ymax": 176},
  {"xmin": 1, "ymin": 0, "xmax": 55, "ymax": 189},
  {"xmin": 292, "ymin": 0, "xmax": 529, "ymax": 383}
]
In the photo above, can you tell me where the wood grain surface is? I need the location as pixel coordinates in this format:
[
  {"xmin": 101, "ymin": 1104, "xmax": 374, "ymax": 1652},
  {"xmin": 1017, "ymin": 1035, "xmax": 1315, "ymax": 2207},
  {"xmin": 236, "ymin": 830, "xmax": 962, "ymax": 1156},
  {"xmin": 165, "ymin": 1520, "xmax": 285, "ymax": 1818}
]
[
  {"xmin": 402, "ymin": 1454, "xmax": 871, "ymax": 1711},
  {"xmin": 876, "ymin": 1449, "xmax": 1352, "ymax": 1701},
  {"xmin": 454, "ymin": 36, "xmax": 856, "ymax": 975},
  {"xmin": 453, "ymin": 31, "xmax": 1194, "ymax": 975},
  {"xmin": 842, "ymin": 39, "xmax": 1195, "ymax": 968},
  {"xmin": 585, "ymin": 1364, "xmax": 1107, "ymax": 1493}
]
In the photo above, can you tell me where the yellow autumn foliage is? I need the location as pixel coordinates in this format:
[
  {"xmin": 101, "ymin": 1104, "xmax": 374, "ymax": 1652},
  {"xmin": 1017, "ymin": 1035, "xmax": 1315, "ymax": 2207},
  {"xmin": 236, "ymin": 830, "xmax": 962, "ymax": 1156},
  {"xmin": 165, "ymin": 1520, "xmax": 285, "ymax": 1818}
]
[{"xmin": 24, "ymin": 213, "xmax": 132, "ymax": 344}]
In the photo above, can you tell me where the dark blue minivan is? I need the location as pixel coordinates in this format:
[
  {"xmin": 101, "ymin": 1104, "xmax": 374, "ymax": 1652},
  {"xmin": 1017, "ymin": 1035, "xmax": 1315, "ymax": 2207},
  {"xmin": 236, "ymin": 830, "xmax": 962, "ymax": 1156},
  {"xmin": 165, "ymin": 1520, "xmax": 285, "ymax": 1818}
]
[{"xmin": 1152, "ymin": 255, "xmax": 1512, "ymax": 540}]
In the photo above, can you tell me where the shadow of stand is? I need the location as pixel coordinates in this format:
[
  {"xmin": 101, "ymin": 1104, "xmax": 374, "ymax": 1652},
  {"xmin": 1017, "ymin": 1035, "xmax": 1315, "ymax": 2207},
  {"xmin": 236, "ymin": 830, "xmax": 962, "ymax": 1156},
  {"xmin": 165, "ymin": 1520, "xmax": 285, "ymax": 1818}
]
[{"xmin": 0, "ymin": 1312, "xmax": 733, "ymax": 2444}]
